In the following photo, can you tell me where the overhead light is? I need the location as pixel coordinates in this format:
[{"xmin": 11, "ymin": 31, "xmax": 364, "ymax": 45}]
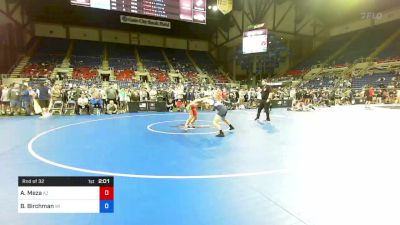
[
  {"xmin": 208, "ymin": 5, "xmax": 212, "ymax": 9},
  {"xmin": 195, "ymin": 0, "xmax": 204, "ymax": 7},
  {"xmin": 212, "ymin": 5, "xmax": 218, "ymax": 11}
]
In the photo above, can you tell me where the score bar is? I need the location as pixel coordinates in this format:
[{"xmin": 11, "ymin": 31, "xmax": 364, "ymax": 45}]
[{"xmin": 18, "ymin": 176, "xmax": 114, "ymax": 213}]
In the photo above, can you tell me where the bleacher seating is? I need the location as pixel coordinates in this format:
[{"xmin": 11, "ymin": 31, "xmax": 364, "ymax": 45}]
[
  {"xmin": 182, "ymin": 71, "xmax": 200, "ymax": 83},
  {"xmin": 189, "ymin": 51, "xmax": 219, "ymax": 76},
  {"xmin": 378, "ymin": 37, "xmax": 400, "ymax": 60},
  {"xmin": 115, "ymin": 69, "xmax": 135, "ymax": 81},
  {"xmin": 164, "ymin": 48, "xmax": 200, "ymax": 82},
  {"xmin": 22, "ymin": 63, "xmax": 54, "ymax": 78},
  {"xmin": 16, "ymin": 38, "xmax": 234, "ymax": 83},
  {"xmin": 300, "ymin": 75, "xmax": 337, "ymax": 89},
  {"xmin": 295, "ymin": 32, "xmax": 355, "ymax": 70},
  {"xmin": 214, "ymin": 73, "xmax": 230, "ymax": 83},
  {"xmin": 165, "ymin": 48, "xmax": 196, "ymax": 73},
  {"xmin": 23, "ymin": 38, "xmax": 69, "ymax": 78},
  {"xmin": 148, "ymin": 69, "xmax": 169, "ymax": 83},
  {"xmin": 138, "ymin": 46, "xmax": 169, "ymax": 71},
  {"xmin": 334, "ymin": 22, "xmax": 398, "ymax": 64},
  {"xmin": 351, "ymin": 73, "xmax": 396, "ymax": 89},
  {"xmin": 72, "ymin": 67, "xmax": 98, "ymax": 80},
  {"xmin": 108, "ymin": 44, "xmax": 137, "ymax": 70},
  {"xmin": 70, "ymin": 40, "xmax": 103, "ymax": 68},
  {"xmin": 30, "ymin": 38, "xmax": 69, "ymax": 65}
]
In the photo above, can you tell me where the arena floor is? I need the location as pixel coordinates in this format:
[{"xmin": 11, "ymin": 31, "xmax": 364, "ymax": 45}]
[{"xmin": 1, "ymin": 105, "xmax": 399, "ymax": 225}]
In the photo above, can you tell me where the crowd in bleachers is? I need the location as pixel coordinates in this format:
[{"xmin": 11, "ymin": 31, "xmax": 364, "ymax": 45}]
[{"xmin": 1, "ymin": 68, "xmax": 400, "ymax": 116}]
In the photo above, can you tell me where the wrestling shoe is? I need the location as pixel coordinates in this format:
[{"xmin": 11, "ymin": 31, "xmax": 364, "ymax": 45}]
[
  {"xmin": 229, "ymin": 124, "xmax": 235, "ymax": 130},
  {"xmin": 216, "ymin": 131, "xmax": 225, "ymax": 137}
]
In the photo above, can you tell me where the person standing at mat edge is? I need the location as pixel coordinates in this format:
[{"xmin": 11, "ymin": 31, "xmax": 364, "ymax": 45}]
[
  {"xmin": 365, "ymin": 85, "xmax": 374, "ymax": 108},
  {"xmin": 255, "ymin": 85, "xmax": 272, "ymax": 121}
]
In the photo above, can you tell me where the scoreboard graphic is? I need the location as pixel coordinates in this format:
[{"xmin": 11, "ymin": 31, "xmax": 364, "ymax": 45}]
[
  {"xmin": 242, "ymin": 28, "xmax": 268, "ymax": 54},
  {"xmin": 71, "ymin": 0, "xmax": 207, "ymax": 24},
  {"xmin": 18, "ymin": 177, "xmax": 114, "ymax": 213}
]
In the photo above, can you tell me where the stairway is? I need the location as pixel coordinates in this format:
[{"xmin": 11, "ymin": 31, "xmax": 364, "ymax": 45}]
[
  {"xmin": 10, "ymin": 38, "xmax": 41, "ymax": 78},
  {"xmin": 10, "ymin": 56, "xmax": 31, "ymax": 78},
  {"xmin": 369, "ymin": 29, "xmax": 400, "ymax": 59},
  {"xmin": 161, "ymin": 49, "xmax": 174, "ymax": 71},
  {"xmin": 102, "ymin": 44, "xmax": 109, "ymax": 70},
  {"xmin": 186, "ymin": 50, "xmax": 203, "ymax": 74},
  {"xmin": 61, "ymin": 40, "xmax": 74, "ymax": 68},
  {"xmin": 134, "ymin": 46, "xmax": 144, "ymax": 71}
]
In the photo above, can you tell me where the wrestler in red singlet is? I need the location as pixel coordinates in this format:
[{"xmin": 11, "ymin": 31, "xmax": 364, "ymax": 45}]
[{"xmin": 191, "ymin": 104, "xmax": 198, "ymax": 117}]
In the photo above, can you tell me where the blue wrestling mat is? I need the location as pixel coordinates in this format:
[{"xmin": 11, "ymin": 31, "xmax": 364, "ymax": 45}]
[{"xmin": 1, "ymin": 106, "xmax": 400, "ymax": 225}]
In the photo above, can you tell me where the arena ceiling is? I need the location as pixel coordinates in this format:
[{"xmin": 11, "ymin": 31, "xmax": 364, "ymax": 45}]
[
  {"xmin": 22, "ymin": 0, "xmax": 400, "ymax": 41},
  {"xmin": 293, "ymin": 0, "xmax": 400, "ymax": 26}
]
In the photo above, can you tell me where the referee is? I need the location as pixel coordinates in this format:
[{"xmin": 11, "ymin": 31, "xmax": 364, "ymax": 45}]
[{"xmin": 255, "ymin": 85, "xmax": 272, "ymax": 121}]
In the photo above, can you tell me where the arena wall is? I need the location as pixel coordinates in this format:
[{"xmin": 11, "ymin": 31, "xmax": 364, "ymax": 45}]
[
  {"xmin": 34, "ymin": 23, "xmax": 67, "ymax": 39},
  {"xmin": 130, "ymin": 33, "xmax": 139, "ymax": 45},
  {"xmin": 188, "ymin": 40, "xmax": 208, "ymax": 51},
  {"xmin": 69, "ymin": 26, "xmax": 100, "ymax": 41},
  {"xmin": 33, "ymin": 22, "xmax": 208, "ymax": 51},
  {"xmin": 101, "ymin": 29, "xmax": 130, "ymax": 44},
  {"xmin": 139, "ymin": 33, "xmax": 164, "ymax": 47},
  {"xmin": 165, "ymin": 37, "xmax": 187, "ymax": 50}
]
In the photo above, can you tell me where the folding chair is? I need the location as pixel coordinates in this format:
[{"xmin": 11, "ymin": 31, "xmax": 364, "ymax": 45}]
[
  {"xmin": 64, "ymin": 100, "xmax": 76, "ymax": 115},
  {"xmin": 50, "ymin": 101, "xmax": 63, "ymax": 115}
]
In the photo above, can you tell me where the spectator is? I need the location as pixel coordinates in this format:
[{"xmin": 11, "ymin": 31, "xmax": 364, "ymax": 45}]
[
  {"xmin": 20, "ymin": 85, "xmax": 33, "ymax": 115},
  {"xmin": 77, "ymin": 94, "xmax": 90, "ymax": 115},
  {"xmin": 130, "ymin": 90, "xmax": 140, "ymax": 102},
  {"xmin": 118, "ymin": 88, "xmax": 128, "ymax": 113},
  {"xmin": 51, "ymin": 84, "xmax": 63, "ymax": 102},
  {"xmin": 149, "ymin": 88, "xmax": 157, "ymax": 101},
  {"xmin": 90, "ymin": 94, "xmax": 103, "ymax": 115},
  {"xmin": 106, "ymin": 100, "xmax": 118, "ymax": 114},
  {"xmin": 37, "ymin": 82, "xmax": 51, "ymax": 116},
  {"xmin": 9, "ymin": 83, "xmax": 21, "ymax": 116},
  {"xmin": 166, "ymin": 99, "xmax": 174, "ymax": 112},
  {"xmin": 106, "ymin": 85, "xmax": 118, "ymax": 105},
  {"xmin": 395, "ymin": 88, "xmax": 400, "ymax": 104},
  {"xmin": 365, "ymin": 85, "xmax": 374, "ymax": 108},
  {"xmin": 139, "ymin": 88, "xmax": 148, "ymax": 101},
  {"xmin": 1, "ymin": 85, "xmax": 10, "ymax": 115}
]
